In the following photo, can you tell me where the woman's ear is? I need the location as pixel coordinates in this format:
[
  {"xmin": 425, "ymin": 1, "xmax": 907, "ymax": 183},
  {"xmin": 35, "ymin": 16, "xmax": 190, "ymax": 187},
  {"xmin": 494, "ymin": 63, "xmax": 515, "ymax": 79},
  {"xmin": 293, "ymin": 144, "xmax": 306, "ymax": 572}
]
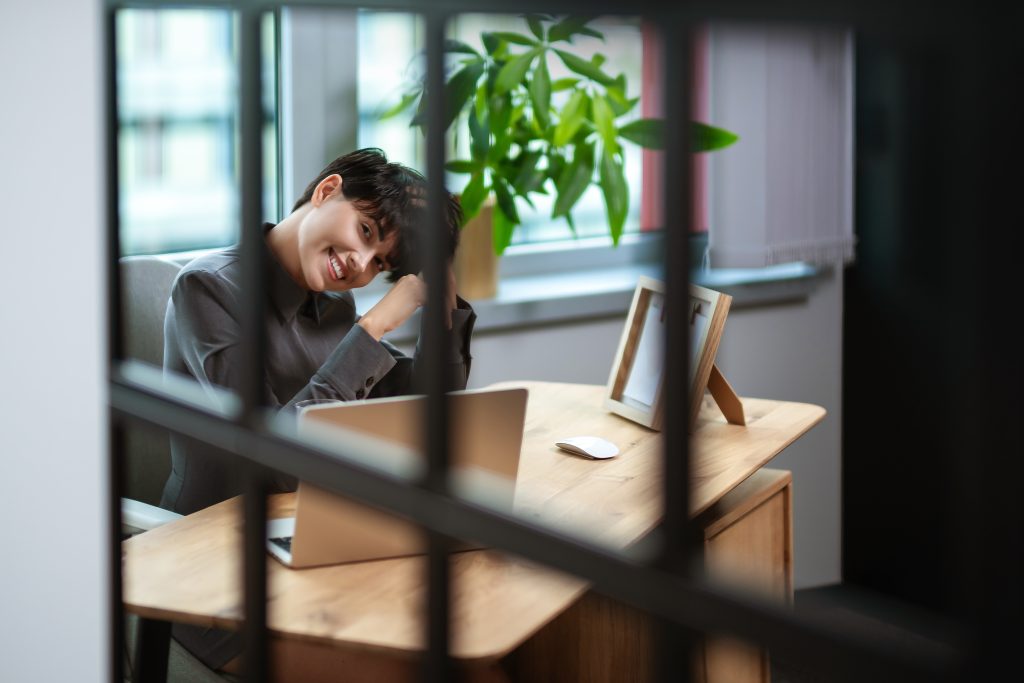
[{"xmin": 312, "ymin": 174, "xmax": 344, "ymax": 206}]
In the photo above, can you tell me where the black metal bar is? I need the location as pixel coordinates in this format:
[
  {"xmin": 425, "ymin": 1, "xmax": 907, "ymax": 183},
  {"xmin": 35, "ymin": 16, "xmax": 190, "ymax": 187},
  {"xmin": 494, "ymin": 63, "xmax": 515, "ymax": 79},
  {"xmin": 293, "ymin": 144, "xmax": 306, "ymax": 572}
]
[
  {"xmin": 132, "ymin": 618, "xmax": 171, "ymax": 683},
  {"xmin": 109, "ymin": 372, "xmax": 958, "ymax": 683},
  {"xmin": 657, "ymin": 3, "xmax": 696, "ymax": 585},
  {"xmin": 238, "ymin": 8, "xmax": 268, "ymax": 421},
  {"xmin": 104, "ymin": 5, "xmax": 127, "ymax": 683},
  {"xmin": 238, "ymin": 6, "xmax": 270, "ymax": 683},
  {"xmin": 422, "ymin": 9, "xmax": 452, "ymax": 683},
  {"xmin": 242, "ymin": 468, "xmax": 270, "ymax": 683},
  {"xmin": 422, "ymin": 6, "xmax": 452, "ymax": 489},
  {"xmin": 656, "ymin": 12, "xmax": 700, "ymax": 683},
  {"xmin": 109, "ymin": 423, "xmax": 129, "ymax": 683},
  {"xmin": 99, "ymin": 0, "xmax": 952, "ymax": 32}
]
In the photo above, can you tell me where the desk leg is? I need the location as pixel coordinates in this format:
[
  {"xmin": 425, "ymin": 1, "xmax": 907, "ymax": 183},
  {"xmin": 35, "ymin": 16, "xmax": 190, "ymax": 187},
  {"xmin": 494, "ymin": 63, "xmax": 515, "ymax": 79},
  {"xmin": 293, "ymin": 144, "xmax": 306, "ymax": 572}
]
[{"xmin": 132, "ymin": 617, "xmax": 171, "ymax": 683}]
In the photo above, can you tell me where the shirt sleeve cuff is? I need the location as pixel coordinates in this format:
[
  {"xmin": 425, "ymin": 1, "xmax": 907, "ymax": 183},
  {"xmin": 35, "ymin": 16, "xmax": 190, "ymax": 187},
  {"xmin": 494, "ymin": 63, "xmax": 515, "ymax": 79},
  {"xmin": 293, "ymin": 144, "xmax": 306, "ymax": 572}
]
[
  {"xmin": 315, "ymin": 323, "xmax": 397, "ymax": 400},
  {"xmin": 414, "ymin": 297, "xmax": 476, "ymax": 364}
]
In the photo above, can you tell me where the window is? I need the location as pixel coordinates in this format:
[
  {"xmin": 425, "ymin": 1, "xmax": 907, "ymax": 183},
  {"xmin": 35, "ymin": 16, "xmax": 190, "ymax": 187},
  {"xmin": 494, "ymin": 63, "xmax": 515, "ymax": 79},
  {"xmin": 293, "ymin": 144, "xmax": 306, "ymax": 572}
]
[{"xmin": 116, "ymin": 9, "xmax": 279, "ymax": 256}]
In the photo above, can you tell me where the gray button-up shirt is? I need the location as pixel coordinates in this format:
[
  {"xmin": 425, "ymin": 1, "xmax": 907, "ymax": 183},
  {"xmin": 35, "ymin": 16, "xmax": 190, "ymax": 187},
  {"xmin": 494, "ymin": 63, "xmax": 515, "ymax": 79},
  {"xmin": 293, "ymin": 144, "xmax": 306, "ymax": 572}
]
[{"xmin": 159, "ymin": 225, "xmax": 476, "ymax": 516}]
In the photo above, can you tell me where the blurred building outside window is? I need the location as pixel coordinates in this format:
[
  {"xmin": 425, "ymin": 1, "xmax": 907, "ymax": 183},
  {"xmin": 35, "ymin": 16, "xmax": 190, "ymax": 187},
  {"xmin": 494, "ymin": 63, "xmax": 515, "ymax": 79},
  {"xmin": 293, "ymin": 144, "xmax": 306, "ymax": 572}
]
[{"xmin": 117, "ymin": 9, "xmax": 278, "ymax": 256}]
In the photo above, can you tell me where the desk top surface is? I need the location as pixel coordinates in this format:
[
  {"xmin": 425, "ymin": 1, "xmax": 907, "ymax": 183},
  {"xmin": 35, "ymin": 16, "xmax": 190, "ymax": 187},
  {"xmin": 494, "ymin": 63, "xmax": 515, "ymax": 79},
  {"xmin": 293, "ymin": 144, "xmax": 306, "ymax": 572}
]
[{"xmin": 123, "ymin": 381, "xmax": 824, "ymax": 661}]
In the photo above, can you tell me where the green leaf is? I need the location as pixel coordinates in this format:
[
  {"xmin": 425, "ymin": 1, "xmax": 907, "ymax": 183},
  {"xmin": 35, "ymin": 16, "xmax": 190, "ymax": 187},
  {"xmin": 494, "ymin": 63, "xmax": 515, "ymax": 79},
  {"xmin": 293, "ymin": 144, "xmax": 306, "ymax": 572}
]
[
  {"xmin": 509, "ymin": 102, "xmax": 526, "ymax": 129},
  {"xmin": 491, "ymin": 31, "xmax": 538, "ymax": 46},
  {"xmin": 445, "ymin": 160, "xmax": 477, "ymax": 174},
  {"xmin": 605, "ymin": 84, "xmax": 630, "ymax": 115},
  {"xmin": 548, "ymin": 16, "xmax": 597, "ymax": 43},
  {"xmin": 692, "ymin": 121, "xmax": 740, "ymax": 152},
  {"xmin": 553, "ymin": 90, "xmax": 588, "ymax": 147},
  {"xmin": 481, "ymin": 33, "xmax": 501, "ymax": 55},
  {"xmin": 378, "ymin": 91, "xmax": 420, "ymax": 120},
  {"xmin": 590, "ymin": 54, "xmax": 606, "ymax": 68},
  {"xmin": 474, "ymin": 86, "xmax": 487, "ymax": 120},
  {"xmin": 591, "ymin": 95, "xmax": 619, "ymax": 155},
  {"xmin": 528, "ymin": 57, "xmax": 551, "ymax": 129},
  {"xmin": 547, "ymin": 151, "xmax": 566, "ymax": 185},
  {"xmin": 459, "ymin": 172, "xmax": 488, "ymax": 224},
  {"xmin": 445, "ymin": 39, "xmax": 480, "ymax": 56},
  {"xmin": 511, "ymin": 149, "xmax": 545, "ymax": 195},
  {"xmin": 484, "ymin": 63, "xmax": 499, "ymax": 96},
  {"xmin": 468, "ymin": 107, "xmax": 490, "ymax": 161},
  {"xmin": 564, "ymin": 209, "xmax": 577, "ymax": 235},
  {"xmin": 580, "ymin": 26, "xmax": 604, "ymax": 40},
  {"xmin": 410, "ymin": 90, "xmax": 427, "ymax": 129},
  {"xmin": 599, "ymin": 146, "xmax": 628, "ymax": 245},
  {"xmin": 489, "ymin": 93, "xmax": 512, "ymax": 137},
  {"xmin": 495, "ymin": 46, "xmax": 542, "ymax": 96},
  {"xmin": 526, "ymin": 15, "xmax": 546, "ymax": 41},
  {"xmin": 551, "ymin": 77, "xmax": 580, "ymax": 92},
  {"xmin": 554, "ymin": 49, "xmax": 615, "ymax": 86},
  {"xmin": 553, "ymin": 140, "xmax": 595, "ymax": 218},
  {"xmin": 444, "ymin": 61, "xmax": 485, "ymax": 131},
  {"xmin": 619, "ymin": 118, "xmax": 664, "ymax": 148},
  {"xmin": 488, "ymin": 128, "xmax": 514, "ymax": 163},
  {"xmin": 571, "ymin": 120, "xmax": 596, "ymax": 146},
  {"xmin": 492, "ymin": 177, "xmax": 520, "ymax": 225},
  {"xmin": 492, "ymin": 202, "xmax": 517, "ymax": 255},
  {"xmin": 609, "ymin": 94, "xmax": 639, "ymax": 116}
]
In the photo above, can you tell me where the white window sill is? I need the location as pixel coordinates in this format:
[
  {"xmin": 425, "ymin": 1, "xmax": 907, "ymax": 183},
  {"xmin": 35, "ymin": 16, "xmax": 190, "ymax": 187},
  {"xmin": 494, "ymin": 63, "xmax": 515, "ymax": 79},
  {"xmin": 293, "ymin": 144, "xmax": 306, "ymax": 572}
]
[
  {"xmin": 359, "ymin": 255, "xmax": 822, "ymax": 344},
  {"xmin": 158, "ymin": 238, "xmax": 824, "ymax": 344}
]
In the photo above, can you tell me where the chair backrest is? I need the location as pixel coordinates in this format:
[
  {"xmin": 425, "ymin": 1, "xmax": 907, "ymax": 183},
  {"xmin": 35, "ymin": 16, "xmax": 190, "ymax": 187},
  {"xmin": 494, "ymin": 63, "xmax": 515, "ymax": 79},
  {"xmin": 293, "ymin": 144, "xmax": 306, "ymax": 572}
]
[{"xmin": 120, "ymin": 255, "xmax": 184, "ymax": 505}]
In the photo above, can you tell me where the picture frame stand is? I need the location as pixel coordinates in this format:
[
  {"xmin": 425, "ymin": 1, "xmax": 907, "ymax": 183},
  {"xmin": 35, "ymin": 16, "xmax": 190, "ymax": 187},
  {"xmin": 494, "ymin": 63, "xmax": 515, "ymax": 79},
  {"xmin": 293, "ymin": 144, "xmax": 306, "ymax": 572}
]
[
  {"xmin": 706, "ymin": 363, "xmax": 746, "ymax": 428},
  {"xmin": 604, "ymin": 277, "xmax": 747, "ymax": 432}
]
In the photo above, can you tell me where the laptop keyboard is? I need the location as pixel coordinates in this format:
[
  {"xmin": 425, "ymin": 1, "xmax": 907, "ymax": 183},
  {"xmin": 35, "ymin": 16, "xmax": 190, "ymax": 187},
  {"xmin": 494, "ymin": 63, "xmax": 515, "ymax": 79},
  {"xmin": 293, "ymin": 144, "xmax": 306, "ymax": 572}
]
[{"xmin": 270, "ymin": 536, "xmax": 293, "ymax": 553}]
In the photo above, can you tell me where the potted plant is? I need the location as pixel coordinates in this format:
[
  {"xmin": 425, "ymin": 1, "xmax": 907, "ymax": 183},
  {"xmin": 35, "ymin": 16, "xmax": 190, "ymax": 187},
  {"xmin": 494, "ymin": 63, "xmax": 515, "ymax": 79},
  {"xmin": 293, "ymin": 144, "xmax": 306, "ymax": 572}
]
[{"xmin": 382, "ymin": 14, "xmax": 738, "ymax": 296}]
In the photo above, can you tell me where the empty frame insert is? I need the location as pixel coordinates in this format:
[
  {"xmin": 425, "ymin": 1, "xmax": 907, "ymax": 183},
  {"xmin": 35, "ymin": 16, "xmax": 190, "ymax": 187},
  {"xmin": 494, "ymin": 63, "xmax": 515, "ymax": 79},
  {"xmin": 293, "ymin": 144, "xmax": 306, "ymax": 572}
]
[{"xmin": 605, "ymin": 277, "xmax": 746, "ymax": 431}]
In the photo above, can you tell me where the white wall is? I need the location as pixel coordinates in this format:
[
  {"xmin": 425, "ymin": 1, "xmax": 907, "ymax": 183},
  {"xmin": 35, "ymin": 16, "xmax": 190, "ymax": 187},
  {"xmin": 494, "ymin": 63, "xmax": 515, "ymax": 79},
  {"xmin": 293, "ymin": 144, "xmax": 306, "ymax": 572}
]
[
  {"xmin": 460, "ymin": 274, "xmax": 843, "ymax": 589},
  {"xmin": 466, "ymin": 318, "xmax": 626, "ymax": 388},
  {"xmin": 716, "ymin": 272, "xmax": 843, "ymax": 587},
  {"xmin": 0, "ymin": 1, "xmax": 107, "ymax": 682}
]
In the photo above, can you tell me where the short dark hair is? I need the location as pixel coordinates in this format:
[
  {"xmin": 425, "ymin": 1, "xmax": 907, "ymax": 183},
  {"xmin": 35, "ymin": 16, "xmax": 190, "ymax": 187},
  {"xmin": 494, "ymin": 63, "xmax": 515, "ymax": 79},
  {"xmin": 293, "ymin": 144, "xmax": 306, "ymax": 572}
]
[{"xmin": 293, "ymin": 148, "xmax": 461, "ymax": 282}]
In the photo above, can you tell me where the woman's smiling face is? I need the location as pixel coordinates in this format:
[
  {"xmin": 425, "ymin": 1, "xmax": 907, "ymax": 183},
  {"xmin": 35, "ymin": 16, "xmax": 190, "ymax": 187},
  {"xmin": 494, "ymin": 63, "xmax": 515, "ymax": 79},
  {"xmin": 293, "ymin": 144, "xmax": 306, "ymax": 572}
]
[{"xmin": 295, "ymin": 174, "xmax": 398, "ymax": 292}]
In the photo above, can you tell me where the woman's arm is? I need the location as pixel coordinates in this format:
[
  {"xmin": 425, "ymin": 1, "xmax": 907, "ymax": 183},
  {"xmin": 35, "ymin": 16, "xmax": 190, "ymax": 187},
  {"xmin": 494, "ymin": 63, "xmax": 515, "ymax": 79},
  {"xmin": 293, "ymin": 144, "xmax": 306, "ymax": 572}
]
[
  {"xmin": 168, "ymin": 267, "xmax": 399, "ymax": 410},
  {"xmin": 368, "ymin": 296, "xmax": 477, "ymax": 398}
]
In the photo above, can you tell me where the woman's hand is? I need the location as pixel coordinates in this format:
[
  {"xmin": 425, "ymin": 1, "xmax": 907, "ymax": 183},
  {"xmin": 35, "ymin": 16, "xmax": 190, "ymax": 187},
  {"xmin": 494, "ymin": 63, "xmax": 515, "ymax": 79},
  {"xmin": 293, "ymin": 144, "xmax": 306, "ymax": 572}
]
[
  {"xmin": 357, "ymin": 274, "xmax": 426, "ymax": 341},
  {"xmin": 356, "ymin": 265, "xmax": 460, "ymax": 341}
]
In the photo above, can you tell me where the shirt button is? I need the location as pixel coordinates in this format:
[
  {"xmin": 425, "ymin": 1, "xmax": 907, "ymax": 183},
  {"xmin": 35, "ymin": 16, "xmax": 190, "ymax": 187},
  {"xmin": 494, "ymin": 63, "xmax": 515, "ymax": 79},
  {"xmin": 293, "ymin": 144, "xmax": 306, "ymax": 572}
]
[
  {"xmin": 355, "ymin": 388, "xmax": 365, "ymax": 399},
  {"xmin": 365, "ymin": 377, "xmax": 374, "ymax": 387}
]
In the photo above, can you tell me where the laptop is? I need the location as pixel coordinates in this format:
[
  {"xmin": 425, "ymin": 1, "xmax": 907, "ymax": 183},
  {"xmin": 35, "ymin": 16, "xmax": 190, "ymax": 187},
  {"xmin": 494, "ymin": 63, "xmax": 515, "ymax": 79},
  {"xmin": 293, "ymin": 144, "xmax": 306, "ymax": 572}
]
[{"xmin": 266, "ymin": 387, "xmax": 528, "ymax": 568}]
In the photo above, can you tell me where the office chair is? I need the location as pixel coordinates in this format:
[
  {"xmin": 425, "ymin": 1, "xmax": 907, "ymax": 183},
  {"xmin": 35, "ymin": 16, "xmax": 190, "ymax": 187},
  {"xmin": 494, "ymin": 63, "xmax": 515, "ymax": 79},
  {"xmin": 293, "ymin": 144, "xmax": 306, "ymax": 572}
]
[
  {"xmin": 119, "ymin": 254, "xmax": 238, "ymax": 683},
  {"xmin": 120, "ymin": 255, "xmax": 185, "ymax": 533}
]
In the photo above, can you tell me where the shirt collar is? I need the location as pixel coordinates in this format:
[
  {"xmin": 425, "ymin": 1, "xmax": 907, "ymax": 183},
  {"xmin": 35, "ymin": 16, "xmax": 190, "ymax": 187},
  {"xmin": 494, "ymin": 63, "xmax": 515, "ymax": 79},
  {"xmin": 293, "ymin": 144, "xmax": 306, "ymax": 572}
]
[{"xmin": 263, "ymin": 222, "xmax": 318, "ymax": 323}]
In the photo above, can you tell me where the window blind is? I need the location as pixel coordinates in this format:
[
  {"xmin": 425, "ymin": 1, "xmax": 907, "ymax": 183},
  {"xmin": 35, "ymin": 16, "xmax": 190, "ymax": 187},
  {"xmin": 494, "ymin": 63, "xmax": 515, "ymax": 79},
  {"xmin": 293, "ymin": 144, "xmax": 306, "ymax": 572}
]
[{"xmin": 708, "ymin": 24, "xmax": 855, "ymax": 267}]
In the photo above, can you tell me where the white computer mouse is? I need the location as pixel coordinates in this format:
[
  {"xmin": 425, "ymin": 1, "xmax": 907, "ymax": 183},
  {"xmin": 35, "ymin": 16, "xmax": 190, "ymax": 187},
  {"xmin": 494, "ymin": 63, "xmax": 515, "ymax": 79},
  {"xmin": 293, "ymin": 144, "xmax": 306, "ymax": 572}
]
[{"xmin": 555, "ymin": 436, "xmax": 620, "ymax": 460}]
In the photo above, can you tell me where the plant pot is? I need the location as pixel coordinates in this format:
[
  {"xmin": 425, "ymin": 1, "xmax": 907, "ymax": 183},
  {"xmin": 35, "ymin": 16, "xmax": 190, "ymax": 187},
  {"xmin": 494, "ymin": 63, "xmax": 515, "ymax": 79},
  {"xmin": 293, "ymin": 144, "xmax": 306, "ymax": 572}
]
[{"xmin": 453, "ymin": 197, "xmax": 498, "ymax": 300}]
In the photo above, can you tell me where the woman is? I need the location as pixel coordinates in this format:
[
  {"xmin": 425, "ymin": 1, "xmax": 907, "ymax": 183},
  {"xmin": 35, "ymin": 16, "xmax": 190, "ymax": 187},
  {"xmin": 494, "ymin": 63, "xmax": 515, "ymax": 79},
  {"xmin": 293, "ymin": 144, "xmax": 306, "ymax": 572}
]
[{"xmin": 158, "ymin": 148, "xmax": 476, "ymax": 673}]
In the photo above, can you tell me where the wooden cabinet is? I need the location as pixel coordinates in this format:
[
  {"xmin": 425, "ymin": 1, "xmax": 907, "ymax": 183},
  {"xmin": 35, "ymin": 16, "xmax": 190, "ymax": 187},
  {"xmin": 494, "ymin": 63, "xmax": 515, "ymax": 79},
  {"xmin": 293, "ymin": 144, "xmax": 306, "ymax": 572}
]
[{"xmin": 508, "ymin": 469, "xmax": 793, "ymax": 683}]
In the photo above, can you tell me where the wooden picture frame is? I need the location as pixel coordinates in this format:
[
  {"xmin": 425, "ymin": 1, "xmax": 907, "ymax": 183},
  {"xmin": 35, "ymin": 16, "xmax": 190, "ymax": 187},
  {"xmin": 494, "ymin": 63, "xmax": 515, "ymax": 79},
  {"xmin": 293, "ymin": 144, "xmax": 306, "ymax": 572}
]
[{"xmin": 604, "ymin": 277, "xmax": 745, "ymax": 431}]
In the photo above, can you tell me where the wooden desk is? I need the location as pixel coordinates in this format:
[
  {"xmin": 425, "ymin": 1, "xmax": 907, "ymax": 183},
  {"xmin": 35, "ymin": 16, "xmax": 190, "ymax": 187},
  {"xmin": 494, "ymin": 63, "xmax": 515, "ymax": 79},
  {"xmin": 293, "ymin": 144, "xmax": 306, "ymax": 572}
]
[{"xmin": 123, "ymin": 381, "xmax": 824, "ymax": 680}]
